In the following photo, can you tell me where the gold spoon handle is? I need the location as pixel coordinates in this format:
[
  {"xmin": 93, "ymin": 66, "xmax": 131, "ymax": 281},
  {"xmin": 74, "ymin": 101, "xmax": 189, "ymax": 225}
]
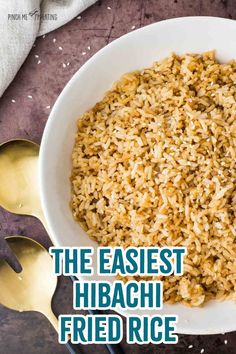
[
  {"xmin": 42, "ymin": 308, "xmax": 78, "ymax": 354},
  {"xmin": 42, "ymin": 307, "xmax": 59, "ymax": 332},
  {"xmin": 35, "ymin": 209, "xmax": 51, "ymax": 236}
]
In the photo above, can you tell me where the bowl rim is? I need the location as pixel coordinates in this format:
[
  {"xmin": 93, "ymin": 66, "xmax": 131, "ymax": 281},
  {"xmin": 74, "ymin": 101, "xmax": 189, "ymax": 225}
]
[{"xmin": 39, "ymin": 16, "xmax": 236, "ymax": 335}]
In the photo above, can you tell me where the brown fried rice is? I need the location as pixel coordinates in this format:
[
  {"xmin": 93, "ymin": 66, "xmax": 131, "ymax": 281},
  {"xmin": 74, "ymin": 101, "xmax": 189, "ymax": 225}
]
[{"xmin": 71, "ymin": 51, "xmax": 236, "ymax": 306}]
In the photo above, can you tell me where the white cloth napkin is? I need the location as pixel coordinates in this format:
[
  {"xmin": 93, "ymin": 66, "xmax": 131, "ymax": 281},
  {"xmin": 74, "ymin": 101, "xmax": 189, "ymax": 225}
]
[{"xmin": 0, "ymin": 0, "xmax": 97, "ymax": 97}]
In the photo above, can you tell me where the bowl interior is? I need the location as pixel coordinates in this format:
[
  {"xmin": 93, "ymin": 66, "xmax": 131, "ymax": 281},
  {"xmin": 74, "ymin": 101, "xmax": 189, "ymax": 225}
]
[{"xmin": 39, "ymin": 17, "xmax": 236, "ymax": 334}]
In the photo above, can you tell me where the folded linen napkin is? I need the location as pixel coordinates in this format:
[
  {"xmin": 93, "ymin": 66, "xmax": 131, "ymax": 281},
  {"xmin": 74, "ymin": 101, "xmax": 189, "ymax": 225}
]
[{"xmin": 0, "ymin": 0, "xmax": 97, "ymax": 97}]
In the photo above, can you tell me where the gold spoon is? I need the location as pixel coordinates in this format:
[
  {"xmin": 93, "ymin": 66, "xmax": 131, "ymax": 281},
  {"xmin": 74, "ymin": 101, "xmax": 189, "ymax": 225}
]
[
  {"xmin": 0, "ymin": 139, "xmax": 47, "ymax": 229},
  {"xmin": 0, "ymin": 236, "xmax": 58, "ymax": 328},
  {"xmin": 0, "ymin": 236, "xmax": 77, "ymax": 353},
  {"xmin": 0, "ymin": 139, "xmax": 122, "ymax": 354}
]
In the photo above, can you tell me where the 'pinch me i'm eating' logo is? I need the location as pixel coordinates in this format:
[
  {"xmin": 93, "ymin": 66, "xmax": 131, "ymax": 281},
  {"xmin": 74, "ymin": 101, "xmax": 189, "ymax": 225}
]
[{"xmin": 8, "ymin": 9, "xmax": 58, "ymax": 21}]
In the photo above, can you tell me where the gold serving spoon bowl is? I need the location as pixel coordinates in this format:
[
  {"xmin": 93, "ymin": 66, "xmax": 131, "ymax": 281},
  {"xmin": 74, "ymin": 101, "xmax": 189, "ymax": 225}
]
[
  {"xmin": 0, "ymin": 139, "xmax": 47, "ymax": 229},
  {"xmin": 0, "ymin": 140, "xmax": 59, "ymax": 329},
  {"xmin": 0, "ymin": 139, "xmax": 118, "ymax": 354},
  {"xmin": 0, "ymin": 236, "xmax": 58, "ymax": 330}
]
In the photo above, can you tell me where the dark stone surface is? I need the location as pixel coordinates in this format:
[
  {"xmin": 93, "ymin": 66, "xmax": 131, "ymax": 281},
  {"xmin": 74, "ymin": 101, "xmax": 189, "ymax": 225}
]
[{"xmin": 0, "ymin": 0, "xmax": 236, "ymax": 353}]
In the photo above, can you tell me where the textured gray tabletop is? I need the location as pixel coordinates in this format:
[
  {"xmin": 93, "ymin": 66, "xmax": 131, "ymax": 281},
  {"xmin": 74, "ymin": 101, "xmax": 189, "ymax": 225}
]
[{"xmin": 0, "ymin": 1, "xmax": 236, "ymax": 353}]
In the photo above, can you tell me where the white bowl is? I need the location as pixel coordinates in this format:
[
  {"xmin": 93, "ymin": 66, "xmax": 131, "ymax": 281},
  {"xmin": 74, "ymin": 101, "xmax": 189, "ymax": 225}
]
[{"xmin": 39, "ymin": 16, "xmax": 236, "ymax": 335}]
